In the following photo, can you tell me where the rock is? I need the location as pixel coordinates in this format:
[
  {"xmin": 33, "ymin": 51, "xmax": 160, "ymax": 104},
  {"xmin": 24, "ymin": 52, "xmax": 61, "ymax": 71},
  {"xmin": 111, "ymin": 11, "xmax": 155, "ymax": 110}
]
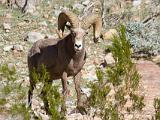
[
  {"xmin": 39, "ymin": 113, "xmax": 49, "ymax": 120},
  {"xmin": 3, "ymin": 45, "xmax": 13, "ymax": 52},
  {"xmin": 0, "ymin": 0, "xmax": 6, "ymax": 4},
  {"xmin": 81, "ymin": 88, "xmax": 91, "ymax": 97},
  {"xmin": 54, "ymin": 9, "xmax": 61, "ymax": 17},
  {"xmin": 43, "ymin": 14, "xmax": 49, "ymax": 19},
  {"xmin": 102, "ymin": 29, "xmax": 118, "ymax": 41},
  {"xmin": 25, "ymin": 4, "xmax": 36, "ymax": 14},
  {"xmin": 4, "ymin": 103, "xmax": 12, "ymax": 110},
  {"xmin": 0, "ymin": 34, "xmax": 4, "ymax": 41},
  {"xmin": 3, "ymin": 23, "xmax": 11, "ymax": 32},
  {"xmin": 82, "ymin": 0, "xmax": 90, "ymax": 6},
  {"xmin": 152, "ymin": 55, "xmax": 160, "ymax": 64},
  {"xmin": 104, "ymin": 53, "xmax": 115, "ymax": 65},
  {"xmin": 17, "ymin": 22, "xmax": 26, "ymax": 27},
  {"xmin": 39, "ymin": 21, "xmax": 48, "ymax": 27},
  {"xmin": 7, "ymin": 63, "xmax": 15, "ymax": 71},
  {"xmin": 25, "ymin": 31, "xmax": 45, "ymax": 43},
  {"xmin": 5, "ymin": 13, "xmax": 12, "ymax": 19},
  {"xmin": 133, "ymin": 0, "xmax": 142, "ymax": 7},
  {"xmin": 73, "ymin": 3, "xmax": 84, "ymax": 11},
  {"xmin": 13, "ymin": 44, "xmax": 23, "ymax": 51}
]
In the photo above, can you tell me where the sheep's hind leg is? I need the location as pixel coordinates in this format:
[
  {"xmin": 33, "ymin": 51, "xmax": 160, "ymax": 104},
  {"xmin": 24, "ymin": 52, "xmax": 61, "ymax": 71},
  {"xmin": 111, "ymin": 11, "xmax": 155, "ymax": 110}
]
[
  {"xmin": 28, "ymin": 73, "xmax": 35, "ymax": 108},
  {"xmin": 28, "ymin": 83, "xmax": 34, "ymax": 107},
  {"xmin": 74, "ymin": 71, "xmax": 87, "ymax": 115},
  {"xmin": 40, "ymin": 81, "xmax": 52, "ymax": 115}
]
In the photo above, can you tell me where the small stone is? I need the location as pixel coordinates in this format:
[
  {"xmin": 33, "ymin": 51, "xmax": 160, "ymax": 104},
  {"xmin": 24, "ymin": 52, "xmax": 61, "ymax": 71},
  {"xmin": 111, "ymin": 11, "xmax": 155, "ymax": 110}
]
[
  {"xmin": 5, "ymin": 29, "xmax": 10, "ymax": 33},
  {"xmin": 82, "ymin": 0, "xmax": 90, "ymax": 6},
  {"xmin": 133, "ymin": 0, "xmax": 142, "ymax": 7},
  {"xmin": 13, "ymin": 44, "xmax": 23, "ymax": 51},
  {"xmin": 73, "ymin": 3, "xmax": 84, "ymax": 11},
  {"xmin": 152, "ymin": 55, "xmax": 160, "ymax": 64},
  {"xmin": 25, "ymin": 31, "xmax": 45, "ymax": 43},
  {"xmin": 25, "ymin": 4, "xmax": 36, "ymax": 14},
  {"xmin": 43, "ymin": 14, "xmax": 49, "ymax": 19},
  {"xmin": 8, "ymin": 63, "xmax": 15, "ymax": 71},
  {"xmin": 3, "ymin": 23, "xmax": 11, "ymax": 30},
  {"xmin": 39, "ymin": 113, "xmax": 49, "ymax": 120},
  {"xmin": 5, "ymin": 13, "xmax": 12, "ymax": 19},
  {"xmin": 104, "ymin": 53, "xmax": 115, "ymax": 65},
  {"xmin": 3, "ymin": 45, "xmax": 13, "ymax": 52},
  {"xmin": 39, "ymin": 21, "xmax": 48, "ymax": 27},
  {"xmin": 17, "ymin": 22, "xmax": 26, "ymax": 27},
  {"xmin": 0, "ymin": 0, "xmax": 6, "ymax": 4},
  {"xmin": 54, "ymin": 9, "xmax": 61, "ymax": 17},
  {"xmin": 0, "ymin": 34, "xmax": 3, "ymax": 41},
  {"xmin": 102, "ymin": 29, "xmax": 118, "ymax": 41},
  {"xmin": 5, "ymin": 103, "xmax": 12, "ymax": 110},
  {"xmin": 81, "ymin": 88, "xmax": 91, "ymax": 97}
]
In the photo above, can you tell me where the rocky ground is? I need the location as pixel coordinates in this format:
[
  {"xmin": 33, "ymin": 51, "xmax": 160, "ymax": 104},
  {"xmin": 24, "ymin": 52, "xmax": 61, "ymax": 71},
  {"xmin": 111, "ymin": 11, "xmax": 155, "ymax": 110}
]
[{"xmin": 0, "ymin": 0, "xmax": 160, "ymax": 120}]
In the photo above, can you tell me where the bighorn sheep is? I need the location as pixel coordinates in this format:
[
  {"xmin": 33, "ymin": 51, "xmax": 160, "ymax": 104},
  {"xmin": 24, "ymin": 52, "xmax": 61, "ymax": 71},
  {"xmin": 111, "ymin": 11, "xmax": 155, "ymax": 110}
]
[{"xmin": 28, "ymin": 10, "xmax": 102, "ymax": 114}]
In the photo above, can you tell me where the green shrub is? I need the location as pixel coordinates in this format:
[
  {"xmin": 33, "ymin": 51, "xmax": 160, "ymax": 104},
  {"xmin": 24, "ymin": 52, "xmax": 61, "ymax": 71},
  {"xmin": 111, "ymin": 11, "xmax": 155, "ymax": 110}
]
[
  {"xmin": 31, "ymin": 64, "xmax": 65, "ymax": 119},
  {"xmin": 88, "ymin": 25, "xmax": 144, "ymax": 119},
  {"xmin": 154, "ymin": 98, "xmax": 160, "ymax": 120},
  {"xmin": 0, "ymin": 64, "xmax": 30, "ymax": 119}
]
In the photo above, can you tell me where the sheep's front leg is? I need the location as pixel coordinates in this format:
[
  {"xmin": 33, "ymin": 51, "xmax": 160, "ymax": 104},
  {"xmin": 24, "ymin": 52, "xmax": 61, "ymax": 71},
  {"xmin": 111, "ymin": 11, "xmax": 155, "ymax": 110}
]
[
  {"xmin": 74, "ymin": 71, "xmax": 82, "ymax": 106},
  {"xmin": 61, "ymin": 72, "xmax": 69, "ymax": 114},
  {"xmin": 61, "ymin": 72, "xmax": 70, "ymax": 98},
  {"xmin": 74, "ymin": 71, "xmax": 87, "ymax": 114}
]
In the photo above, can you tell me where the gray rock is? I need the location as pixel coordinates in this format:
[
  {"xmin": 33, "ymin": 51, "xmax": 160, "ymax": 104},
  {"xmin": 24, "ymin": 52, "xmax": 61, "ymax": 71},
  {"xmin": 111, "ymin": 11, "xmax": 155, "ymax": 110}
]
[
  {"xmin": 25, "ymin": 4, "xmax": 36, "ymax": 14},
  {"xmin": 152, "ymin": 55, "xmax": 160, "ymax": 64},
  {"xmin": 0, "ymin": 35, "xmax": 4, "ymax": 41},
  {"xmin": 104, "ymin": 53, "xmax": 115, "ymax": 65},
  {"xmin": 81, "ymin": 88, "xmax": 91, "ymax": 97},
  {"xmin": 82, "ymin": 0, "xmax": 90, "ymax": 6},
  {"xmin": 3, "ymin": 45, "xmax": 13, "ymax": 52},
  {"xmin": 8, "ymin": 63, "xmax": 15, "ymax": 71},
  {"xmin": 133, "ymin": 0, "xmax": 141, "ymax": 7},
  {"xmin": 25, "ymin": 31, "xmax": 45, "ymax": 43},
  {"xmin": 73, "ymin": 3, "xmax": 84, "ymax": 11},
  {"xmin": 3, "ymin": 23, "xmax": 11, "ymax": 32},
  {"xmin": 0, "ymin": 0, "xmax": 6, "ymax": 4},
  {"xmin": 54, "ymin": 9, "xmax": 61, "ymax": 17},
  {"xmin": 13, "ymin": 44, "xmax": 23, "ymax": 51},
  {"xmin": 39, "ymin": 21, "xmax": 48, "ymax": 27}
]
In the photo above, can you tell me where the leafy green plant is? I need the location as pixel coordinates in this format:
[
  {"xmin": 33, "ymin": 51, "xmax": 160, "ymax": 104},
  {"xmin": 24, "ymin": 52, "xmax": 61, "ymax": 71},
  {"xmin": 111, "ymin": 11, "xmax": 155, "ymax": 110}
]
[
  {"xmin": 88, "ymin": 25, "xmax": 144, "ymax": 119},
  {"xmin": 154, "ymin": 98, "xmax": 160, "ymax": 120},
  {"xmin": 0, "ymin": 64, "xmax": 30, "ymax": 118},
  {"xmin": 10, "ymin": 103, "xmax": 30, "ymax": 120},
  {"xmin": 31, "ymin": 64, "xmax": 65, "ymax": 119}
]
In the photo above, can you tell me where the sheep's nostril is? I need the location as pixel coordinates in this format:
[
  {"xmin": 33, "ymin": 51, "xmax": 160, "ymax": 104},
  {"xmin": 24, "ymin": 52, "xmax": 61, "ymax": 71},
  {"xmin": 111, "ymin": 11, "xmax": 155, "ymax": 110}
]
[{"xmin": 75, "ymin": 44, "xmax": 81, "ymax": 48}]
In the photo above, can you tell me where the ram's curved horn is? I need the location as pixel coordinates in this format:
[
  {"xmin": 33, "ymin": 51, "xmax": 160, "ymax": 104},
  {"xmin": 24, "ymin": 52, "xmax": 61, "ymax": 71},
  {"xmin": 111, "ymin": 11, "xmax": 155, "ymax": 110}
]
[
  {"xmin": 58, "ymin": 10, "xmax": 79, "ymax": 36},
  {"xmin": 81, "ymin": 14, "xmax": 102, "ymax": 43}
]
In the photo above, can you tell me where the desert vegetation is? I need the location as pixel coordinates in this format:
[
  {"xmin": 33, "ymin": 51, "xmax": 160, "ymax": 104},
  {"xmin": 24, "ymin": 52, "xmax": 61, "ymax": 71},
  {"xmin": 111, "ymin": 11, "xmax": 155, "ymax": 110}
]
[{"xmin": 0, "ymin": 0, "xmax": 160, "ymax": 120}]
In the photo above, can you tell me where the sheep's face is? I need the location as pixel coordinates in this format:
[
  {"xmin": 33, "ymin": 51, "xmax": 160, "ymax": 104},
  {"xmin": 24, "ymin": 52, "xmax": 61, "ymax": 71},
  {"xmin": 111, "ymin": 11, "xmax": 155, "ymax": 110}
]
[{"xmin": 71, "ymin": 28, "xmax": 86, "ymax": 52}]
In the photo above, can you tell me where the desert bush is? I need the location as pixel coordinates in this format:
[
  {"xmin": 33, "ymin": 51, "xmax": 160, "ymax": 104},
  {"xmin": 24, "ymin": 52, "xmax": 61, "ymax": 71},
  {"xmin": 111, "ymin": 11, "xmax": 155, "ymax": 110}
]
[
  {"xmin": 0, "ymin": 64, "xmax": 30, "ymax": 119},
  {"xmin": 31, "ymin": 64, "xmax": 65, "ymax": 119},
  {"xmin": 154, "ymin": 98, "xmax": 160, "ymax": 120},
  {"xmin": 88, "ymin": 25, "xmax": 144, "ymax": 119},
  {"xmin": 126, "ymin": 21, "xmax": 160, "ymax": 56}
]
